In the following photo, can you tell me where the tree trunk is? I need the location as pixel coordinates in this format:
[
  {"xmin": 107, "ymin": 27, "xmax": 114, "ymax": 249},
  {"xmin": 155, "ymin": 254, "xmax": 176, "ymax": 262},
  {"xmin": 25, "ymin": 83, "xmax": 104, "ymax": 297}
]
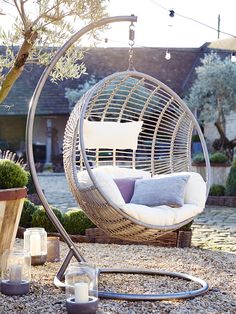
[
  {"xmin": 0, "ymin": 29, "xmax": 38, "ymax": 104},
  {"xmin": 213, "ymin": 121, "xmax": 236, "ymax": 161}
]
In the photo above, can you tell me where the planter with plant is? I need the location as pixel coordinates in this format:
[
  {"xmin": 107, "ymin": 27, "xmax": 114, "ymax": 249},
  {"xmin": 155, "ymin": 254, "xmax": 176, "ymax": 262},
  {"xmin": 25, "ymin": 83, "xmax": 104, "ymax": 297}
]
[
  {"xmin": 0, "ymin": 151, "xmax": 29, "ymax": 256},
  {"xmin": 192, "ymin": 151, "xmax": 231, "ymax": 186}
]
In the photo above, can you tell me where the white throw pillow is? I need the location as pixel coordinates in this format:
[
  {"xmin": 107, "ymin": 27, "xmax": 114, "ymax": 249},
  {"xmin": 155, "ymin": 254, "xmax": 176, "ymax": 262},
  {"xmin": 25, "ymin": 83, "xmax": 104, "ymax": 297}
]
[
  {"xmin": 96, "ymin": 166, "xmax": 151, "ymax": 179},
  {"xmin": 83, "ymin": 120, "xmax": 143, "ymax": 150}
]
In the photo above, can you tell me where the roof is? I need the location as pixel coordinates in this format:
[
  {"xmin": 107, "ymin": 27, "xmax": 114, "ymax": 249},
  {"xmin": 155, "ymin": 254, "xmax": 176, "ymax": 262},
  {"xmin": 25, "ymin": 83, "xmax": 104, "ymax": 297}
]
[{"xmin": 0, "ymin": 45, "xmax": 217, "ymax": 116}]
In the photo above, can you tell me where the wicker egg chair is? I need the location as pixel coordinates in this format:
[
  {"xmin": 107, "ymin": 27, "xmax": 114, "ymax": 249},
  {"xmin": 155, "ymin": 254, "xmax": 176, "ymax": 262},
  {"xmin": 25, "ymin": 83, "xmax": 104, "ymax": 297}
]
[
  {"xmin": 26, "ymin": 15, "xmax": 210, "ymax": 301},
  {"xmin": 63, "ymin": 70, "xmax": 210, "ymax": 243}
]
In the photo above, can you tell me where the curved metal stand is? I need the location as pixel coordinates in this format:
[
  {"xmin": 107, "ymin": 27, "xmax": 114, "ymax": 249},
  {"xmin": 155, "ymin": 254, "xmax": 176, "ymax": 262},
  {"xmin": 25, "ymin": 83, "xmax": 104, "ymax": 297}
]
[
  {"xmin": 54, "ymin": 267, "xmax": 208, "ymax": 301},
  {"xmin": 98, "ymin": 268, "xmax": 209, "ymax": 300},
  {"xmin": 25, "ymin": 14, "xmax": 209, "ymax": 301}
]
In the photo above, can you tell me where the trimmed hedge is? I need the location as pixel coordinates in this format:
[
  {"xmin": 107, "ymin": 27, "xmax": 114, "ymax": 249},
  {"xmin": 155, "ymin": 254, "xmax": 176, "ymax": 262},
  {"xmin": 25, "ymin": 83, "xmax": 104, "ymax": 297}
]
[
  {"xmin": 63, "ymin": 209, "xmax": 95, "ymax": 235},
  {"xmin": 225, "ymin": 158, "xmax": 236, "ymax": 196},
  {"xmin": 31, "ymin": 206, "xmax": 63, "ymax": 233},
  {"xmin": 0, "ymin": 159, "xmax": 29, "ymax": 188},
  {"xmin": 209, "ymin": 184, "xmax": 225, "ymax": 196}
]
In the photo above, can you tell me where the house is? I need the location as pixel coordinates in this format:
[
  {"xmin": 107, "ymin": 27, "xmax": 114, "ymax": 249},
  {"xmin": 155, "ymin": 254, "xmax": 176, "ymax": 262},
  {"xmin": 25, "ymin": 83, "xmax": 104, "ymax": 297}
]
[{"xmin": 0, "ymin": 45, "xmax": 232, "ymax": 169}]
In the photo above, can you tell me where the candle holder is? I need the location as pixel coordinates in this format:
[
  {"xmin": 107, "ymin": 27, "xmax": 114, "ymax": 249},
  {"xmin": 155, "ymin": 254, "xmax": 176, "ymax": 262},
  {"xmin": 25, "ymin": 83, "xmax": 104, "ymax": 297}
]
[
  {"xmin": 65, "ymin": 263, "xmax": 98, "ymax": 314},
  {"xmin": 1, "ymin": 249, "xmax": 31, "ymax": 296},
  {"xmin": 24, "ymin": 227, "xmax": 47, "ymax": 266},
  {"xmin": 47, "ymin": 236, "xmax": 60, "ymax": 262}
]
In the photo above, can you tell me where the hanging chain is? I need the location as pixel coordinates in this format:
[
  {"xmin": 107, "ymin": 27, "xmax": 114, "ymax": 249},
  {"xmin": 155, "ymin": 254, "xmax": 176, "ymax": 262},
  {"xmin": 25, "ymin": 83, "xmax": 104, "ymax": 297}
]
[{"xmin": 128, "ymin": 21, "xmax": 135, "ymax": 70}]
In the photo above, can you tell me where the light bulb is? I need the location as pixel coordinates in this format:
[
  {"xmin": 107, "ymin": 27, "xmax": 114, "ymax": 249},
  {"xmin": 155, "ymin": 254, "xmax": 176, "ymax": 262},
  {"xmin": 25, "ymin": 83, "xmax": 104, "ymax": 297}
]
[
  {"xmin": 231, "ymin": 52, "xmax": 236, "ymax": 63},
  {"xmin": 165, "ymin": 49, "xmax": 171, "ymax": 60}
]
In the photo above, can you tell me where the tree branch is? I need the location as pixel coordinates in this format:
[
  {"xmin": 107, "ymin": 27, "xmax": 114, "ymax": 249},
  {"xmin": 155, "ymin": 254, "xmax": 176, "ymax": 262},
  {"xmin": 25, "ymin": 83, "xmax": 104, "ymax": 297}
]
[{"xmin": 0, "ymin": 29, "xmax": 38, "ymax": 104}]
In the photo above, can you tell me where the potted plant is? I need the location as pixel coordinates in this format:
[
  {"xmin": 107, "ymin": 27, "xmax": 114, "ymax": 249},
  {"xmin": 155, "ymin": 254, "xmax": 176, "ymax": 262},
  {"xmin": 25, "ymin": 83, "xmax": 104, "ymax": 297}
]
[
  {"xmin": 0, "ymin": 150, "xmax": 29, "ymax": 257},
  {"xmin": 192, "ymin": 151, "xmax": 231, "ymax": 187}
]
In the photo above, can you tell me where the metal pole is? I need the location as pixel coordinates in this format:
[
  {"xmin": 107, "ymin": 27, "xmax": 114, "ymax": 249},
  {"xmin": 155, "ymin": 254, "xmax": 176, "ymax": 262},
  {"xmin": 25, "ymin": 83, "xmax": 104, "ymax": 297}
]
[{"xmin": 25, "ymin": 15, "xmax": 137, "ymax": 263}]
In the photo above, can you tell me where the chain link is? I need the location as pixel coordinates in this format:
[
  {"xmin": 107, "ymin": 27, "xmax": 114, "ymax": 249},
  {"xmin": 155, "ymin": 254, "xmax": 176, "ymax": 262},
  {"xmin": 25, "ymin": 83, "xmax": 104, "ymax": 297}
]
[{"xmin": 128, "ymin": 22, "xmax": 135, "ymax": 70}]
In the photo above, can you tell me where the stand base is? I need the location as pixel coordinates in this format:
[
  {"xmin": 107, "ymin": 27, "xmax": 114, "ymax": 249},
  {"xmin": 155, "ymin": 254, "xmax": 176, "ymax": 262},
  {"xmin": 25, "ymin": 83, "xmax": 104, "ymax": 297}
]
[
  {"xmin": 66, "ymin": 296, "xmax": 98, "ymax": 314},
  {"xmin": 31, "ymin": 254, "xmax": 47, "ymax": 266},
  {"xmin": 97, "ymin": 268, "xmax": 209, "ymax": 300},
  {"xmin": 1, "ymin": 280, "xmax": 30, "ymax": 296},
  {"xmin": 55, "ymin": 266, "xmax": 208, "ymax": 301}
]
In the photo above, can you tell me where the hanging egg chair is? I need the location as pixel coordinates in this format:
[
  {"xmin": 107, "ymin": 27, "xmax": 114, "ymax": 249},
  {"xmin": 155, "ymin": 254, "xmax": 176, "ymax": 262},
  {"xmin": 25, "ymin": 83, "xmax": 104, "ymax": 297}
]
[
  {"xmin": 26, "ymin": 15, "xmax": 210, "ymax": 301},
  {"xmin": 63, "ymin": 69, "xmax": 210, "ymax": 242}
]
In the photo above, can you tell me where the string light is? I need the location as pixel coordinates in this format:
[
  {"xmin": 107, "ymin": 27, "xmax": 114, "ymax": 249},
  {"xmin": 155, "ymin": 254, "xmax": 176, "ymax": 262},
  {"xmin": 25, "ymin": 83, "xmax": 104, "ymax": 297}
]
[
  {"xmin": 149, "ymin": 0, "xmax": 236, "ymax": 39},
  {"xmin": 231, "ymin": 52, "xmax": 236, "ymax": 62},
  {"xmin": 165, "ymin": 49, "xmax": 171, "ymax": 60}
]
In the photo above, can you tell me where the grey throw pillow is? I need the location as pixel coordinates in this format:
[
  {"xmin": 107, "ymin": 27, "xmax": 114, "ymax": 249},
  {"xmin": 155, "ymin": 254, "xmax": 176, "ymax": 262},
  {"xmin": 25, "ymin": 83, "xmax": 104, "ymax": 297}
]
[{"xmin": 130, "ymin": 175, "xmax": 190, "ymax": 207}]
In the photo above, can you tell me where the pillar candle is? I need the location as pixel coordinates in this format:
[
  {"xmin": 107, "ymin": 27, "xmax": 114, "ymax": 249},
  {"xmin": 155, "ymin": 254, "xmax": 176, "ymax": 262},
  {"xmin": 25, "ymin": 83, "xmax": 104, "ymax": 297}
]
[
  {"xmin": 30, "ymin": 233, "xmax": 41, "ymax": 256},
  {"xmin": 9, "ymin": 264, "xmax": 22, "ymax": 282},
  {"xmin": 74, "ymin": 282, "xmax": 89, "ymax": 303}
]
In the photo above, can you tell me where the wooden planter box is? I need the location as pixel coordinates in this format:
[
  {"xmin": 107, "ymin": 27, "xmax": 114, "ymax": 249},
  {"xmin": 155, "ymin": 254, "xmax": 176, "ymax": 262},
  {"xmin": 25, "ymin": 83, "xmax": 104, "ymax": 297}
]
[
  {"xmin": 18, "ymin": 227, "xmax": 192, "ymax": 248},
  {"xmin": 0, "ymin": 188, "xmax": 27, "ymax": 256},
  {"xmin": 192, "ymin": 163, "xmax": 231, "ymax": 186}
]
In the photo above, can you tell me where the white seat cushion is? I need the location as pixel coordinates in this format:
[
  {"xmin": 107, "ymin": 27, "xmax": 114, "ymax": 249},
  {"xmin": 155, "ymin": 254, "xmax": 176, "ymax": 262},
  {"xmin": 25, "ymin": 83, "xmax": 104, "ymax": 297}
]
[{"xmin": 121, "ymin": 203, "xmax": 203, "ymax": 226}]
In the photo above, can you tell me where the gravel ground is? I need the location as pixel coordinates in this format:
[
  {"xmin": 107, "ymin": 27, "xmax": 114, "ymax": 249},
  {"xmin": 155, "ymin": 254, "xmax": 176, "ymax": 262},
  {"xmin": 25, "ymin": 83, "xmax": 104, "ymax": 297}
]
[{"xmin": 1, "ymin": 239, "xmax": 235, "ymax": 314}]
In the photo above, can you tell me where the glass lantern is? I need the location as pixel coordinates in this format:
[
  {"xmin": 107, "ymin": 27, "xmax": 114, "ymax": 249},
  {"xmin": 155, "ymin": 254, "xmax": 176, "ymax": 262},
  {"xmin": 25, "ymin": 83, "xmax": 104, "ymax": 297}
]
[
  {"xmin": 24, "ymin": 227, "xmax": 47, "ymax": 265},
  {"xmin": 1, "ymin": 249, "xmax": 31, "ymax": 295},
  {"xmin": 65, "ymin": 263, "xmax": 98, "ymax": 314}
]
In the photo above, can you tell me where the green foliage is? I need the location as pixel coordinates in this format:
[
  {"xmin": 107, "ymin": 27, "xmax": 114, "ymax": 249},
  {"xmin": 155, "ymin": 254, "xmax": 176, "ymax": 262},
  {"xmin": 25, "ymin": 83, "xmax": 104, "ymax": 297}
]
[
  {"xmin": 209, "ymin": 184, "xmax": 225, "ymax": 196},
  {"xmin": 26, "ymin": 173, "xmax": 37, "ymax": 194},
  {"xmin": 63, "ymin": 209, "xmax": 95, "ymax": 235},
  {"xmin": 192, "ymin": 134, "xmax": 200, "ymax": 142},
  {"xmin": 31, "ymin": 206, "xmax": 63, "ymax": 232},
  {"xmin": 225, "ymin": 158, "xmax": 236, "ymax": 196},
  {"xmin": 65, "ymin": 75, "xmax": 97, "ymax": 107},
  {"xmin": 193, "ymin": 152, "xmax": 229, "ymax": 165},
  {"xmin": 0, "ymin": 1, "xmax": 107, "ymax": 103},
  {"xmin": 210, "ymin": 152, "xmax": 228, "ymax": 164},
  {"xmin": 192, "ymin": 153, "xmax": 205, "ymax": 164},
  {"xmin": 0, "ymin": 159, "xmax": 28, "ymax": 188},
  {"xmin": 20, "ymin": 199, "xmax": 38, "ymax": 228},
  {"xmin": 185, "ymin": 53, "xmax": 236, "ymax": 123}
]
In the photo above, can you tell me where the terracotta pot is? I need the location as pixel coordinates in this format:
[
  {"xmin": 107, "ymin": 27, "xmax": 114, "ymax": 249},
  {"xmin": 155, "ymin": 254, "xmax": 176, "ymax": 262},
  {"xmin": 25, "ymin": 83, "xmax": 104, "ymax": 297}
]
[{"xmin": 0, "ymin": 188, "xmax": 27, "ymax": 256}]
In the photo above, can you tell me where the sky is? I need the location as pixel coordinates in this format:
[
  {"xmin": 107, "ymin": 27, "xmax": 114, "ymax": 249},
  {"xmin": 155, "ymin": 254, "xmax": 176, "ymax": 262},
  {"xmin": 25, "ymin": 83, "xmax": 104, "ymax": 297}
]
[
  {"xmin": 0, "ymin": 0, "xmax": 236, "ymax": 48},
  {"xmin": 103, "ymin": 0, "xmax": 236, "ymax": 48}
]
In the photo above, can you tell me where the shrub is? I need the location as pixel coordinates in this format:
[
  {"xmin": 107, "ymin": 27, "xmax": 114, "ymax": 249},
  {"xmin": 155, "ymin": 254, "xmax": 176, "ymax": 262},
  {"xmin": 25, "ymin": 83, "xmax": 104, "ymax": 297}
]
[
  {"xmin": 31, "ymin": 206, "xmax": 63, "ymax": 232},
  {"xmin": 26, "ymin": 172, "xmax": 37, "ymax": 194},
  {"xmin": 209, "ymin": 184, "xmax": 225, "ymax": 196},
  {"xmin": 192, "ymin": 153, "xmax": 205, "ymax": 164},
  {"xmin": 0, "ymin": 156, "xmax": 28, "ymax": 189},
  {"xmin": 192, "ymin": 134, "xmax": 200, "ymax": 142},
  {"xmin": 225, "ymin": 158, "xmax": 236, "ymax": 196},
  {"xmin": 63, "ymin": 209, "xmax": 95, "ymax": 235},
  {"xmin": 20, "ymin": 199, "xmax": 38, "ymax": 228},
  {"xmin": 210, "ymin": 152, "xmax": 228, "ymax": 164}
]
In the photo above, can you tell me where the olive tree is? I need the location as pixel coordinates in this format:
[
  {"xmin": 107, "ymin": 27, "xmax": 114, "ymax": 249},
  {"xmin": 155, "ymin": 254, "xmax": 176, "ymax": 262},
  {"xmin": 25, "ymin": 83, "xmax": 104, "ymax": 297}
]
[
  {"xmin": 0, "ymin": 0, "xmax": 107, "ymax": 104},
  {"xmin": 185, "ymin": 52, "xmax": 236, "ymax": 160}
]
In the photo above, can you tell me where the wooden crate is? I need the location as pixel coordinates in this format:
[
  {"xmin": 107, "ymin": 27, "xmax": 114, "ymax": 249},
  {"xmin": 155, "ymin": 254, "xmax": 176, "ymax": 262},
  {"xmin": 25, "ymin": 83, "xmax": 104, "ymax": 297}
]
[{"xmin": 85, "ymin": 228, "xmax": 192, "ymax": 248}]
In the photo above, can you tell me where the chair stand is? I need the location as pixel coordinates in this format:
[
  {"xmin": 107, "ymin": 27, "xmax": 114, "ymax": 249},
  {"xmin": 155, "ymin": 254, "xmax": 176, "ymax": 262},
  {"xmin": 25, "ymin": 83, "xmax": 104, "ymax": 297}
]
[{"xmin": 54, "ymin": 248, "xmax": 209, "ymax": 301}]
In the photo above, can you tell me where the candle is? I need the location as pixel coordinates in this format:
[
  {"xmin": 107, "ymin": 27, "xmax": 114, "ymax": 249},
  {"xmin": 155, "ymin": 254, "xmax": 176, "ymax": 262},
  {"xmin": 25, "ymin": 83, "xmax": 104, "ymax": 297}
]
[
  {"xmin": 9, "ymin": 264, "xmax": 22, "ymax": 282},
  {"xmin": 30, "ymin": 233, "xmax": 41, "ymax": 256},
  {"xmin": 74, "ymin": 282, "xmax": 89, "ymax": 303}
]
